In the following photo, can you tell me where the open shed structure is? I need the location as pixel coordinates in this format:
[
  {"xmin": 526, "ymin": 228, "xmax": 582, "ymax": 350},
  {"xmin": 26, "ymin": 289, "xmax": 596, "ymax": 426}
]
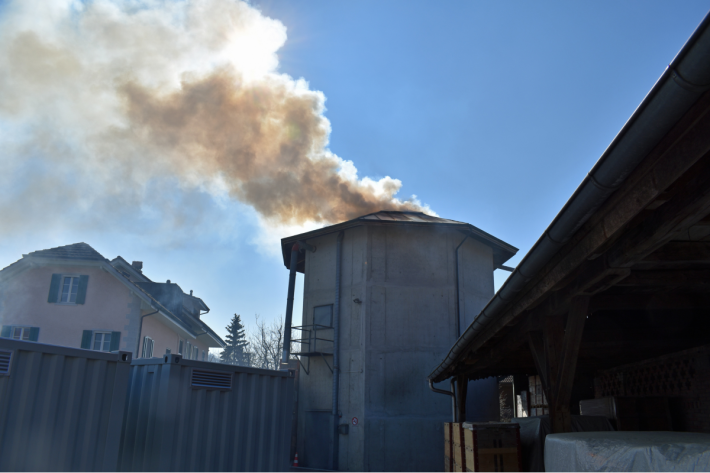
[{"xmin": 429, "ymin": 12, "xmax": 710, "ymax": 435}]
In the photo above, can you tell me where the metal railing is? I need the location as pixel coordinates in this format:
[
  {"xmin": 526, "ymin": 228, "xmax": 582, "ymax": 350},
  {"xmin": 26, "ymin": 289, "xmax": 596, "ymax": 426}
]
[{"xmin": 291, "ymin": 325, "xmax": 333, "ymax": 375}]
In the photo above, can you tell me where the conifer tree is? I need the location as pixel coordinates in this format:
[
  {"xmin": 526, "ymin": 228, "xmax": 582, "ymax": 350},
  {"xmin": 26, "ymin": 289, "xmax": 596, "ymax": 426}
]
[{"xmin": 221, "ymin": 314, "xmax": 250, "ymax": 365}]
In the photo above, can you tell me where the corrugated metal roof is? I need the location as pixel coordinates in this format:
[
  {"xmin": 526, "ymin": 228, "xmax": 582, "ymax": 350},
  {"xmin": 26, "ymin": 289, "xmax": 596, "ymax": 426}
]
[
  {"xmin": 359, "ymin": 211, "xmax": 466, "ymax": 225},
  {"xmin": 281, "ymin": 210, "xmax": 518, "ymax": 273}
]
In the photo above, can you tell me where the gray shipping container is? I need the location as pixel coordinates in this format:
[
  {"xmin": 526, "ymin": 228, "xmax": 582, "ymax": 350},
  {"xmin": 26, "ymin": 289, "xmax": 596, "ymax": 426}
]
[
  {"xmin": 119, "ymin": 354, "xmax": 295, "ymax": 472},
  {"xmin": 0, "ymin": 339, "xmax": 132, "ymax": 471}
]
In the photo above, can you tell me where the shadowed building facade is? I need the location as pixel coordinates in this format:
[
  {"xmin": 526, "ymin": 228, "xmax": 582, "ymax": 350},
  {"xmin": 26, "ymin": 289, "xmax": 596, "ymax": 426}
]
[{"xmin": 281, "ymin": 211, "xmax": 516, "ymax": 471}]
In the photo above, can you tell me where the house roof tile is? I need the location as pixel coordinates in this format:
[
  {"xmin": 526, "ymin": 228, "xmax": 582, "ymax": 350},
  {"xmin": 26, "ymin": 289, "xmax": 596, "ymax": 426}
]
[{"xmin": 25, "ymin": 242, "xmax": 106, "ymax": 261}]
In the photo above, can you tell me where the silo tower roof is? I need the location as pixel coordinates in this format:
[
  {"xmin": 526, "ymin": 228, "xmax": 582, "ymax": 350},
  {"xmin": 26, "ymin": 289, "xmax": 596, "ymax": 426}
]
[{"xmin": 281, "ymin": 210, "xmax": 518, "ymax": 273}]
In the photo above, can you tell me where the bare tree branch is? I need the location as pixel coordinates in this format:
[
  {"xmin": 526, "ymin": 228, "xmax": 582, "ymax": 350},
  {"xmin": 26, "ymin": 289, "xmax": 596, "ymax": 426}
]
[{"xmin": 247, "ymin": 315, "xmax": 289, "ymax": 370}]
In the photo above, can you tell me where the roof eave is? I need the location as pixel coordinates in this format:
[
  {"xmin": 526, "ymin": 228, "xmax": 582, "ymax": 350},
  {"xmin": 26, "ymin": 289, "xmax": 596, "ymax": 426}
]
[
  {"xmin": 281, "ymin": 219, "xmax": 518, "ymax": 271},
  {"xmin": 99, "ymin": 262, "xmax": 198, "ymax": 339},
  {"xmin": 428, "ymin": 10, "xmax": 710, "ymax": 383}
]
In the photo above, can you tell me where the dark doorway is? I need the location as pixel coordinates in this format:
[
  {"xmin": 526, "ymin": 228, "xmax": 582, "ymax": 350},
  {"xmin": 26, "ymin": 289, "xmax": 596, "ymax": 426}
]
[{"xmin": 304, "ymin": 410, "xmax": 332, "ymax": 469}]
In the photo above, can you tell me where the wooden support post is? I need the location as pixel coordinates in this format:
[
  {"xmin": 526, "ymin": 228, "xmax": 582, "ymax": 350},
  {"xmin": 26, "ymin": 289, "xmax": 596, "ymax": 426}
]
[
  {"xmin": 528, "ymin": 296, "xmax": 589, "ymax": 433},
  {"xmin": 548, "ymin": 296, "xmax": 589, "ymax": 433},
  {"xmin": 456, "ymin": 375, "xmax": 468, "ymax": 423},
  {"xmin": 527, "ymin": 332, "xmax": 550, "ymax": 396}
]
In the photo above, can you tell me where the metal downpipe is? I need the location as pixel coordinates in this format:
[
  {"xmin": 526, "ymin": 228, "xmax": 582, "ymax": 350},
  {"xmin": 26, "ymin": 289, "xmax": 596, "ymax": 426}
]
[
  {"xmin": 332, "ymin": 232, "xmax": 344, "ymax": 470},
  {"xmin": 428, "ymin": 379, "xmax": 457, "ymax": 423},
  {"xmin": 282, "ymin": 243, "xmax": 300, "ymax": 366},
  {"xmin": 455, "ymin": 235, "xmax": 469, "ymax": 338},
  {"xmin": 135, "ymin": 309, "xmax": 159, "ymax": 358}
]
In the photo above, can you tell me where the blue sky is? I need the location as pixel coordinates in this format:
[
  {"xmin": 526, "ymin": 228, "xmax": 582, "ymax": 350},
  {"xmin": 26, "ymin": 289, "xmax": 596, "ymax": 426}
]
[{"xmin": 0, "ymin": 0, "xmax": 708, "ymax": 351}]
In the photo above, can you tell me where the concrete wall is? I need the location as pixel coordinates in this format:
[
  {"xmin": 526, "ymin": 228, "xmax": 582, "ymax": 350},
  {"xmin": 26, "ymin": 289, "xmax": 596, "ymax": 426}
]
[
  {"xmin": 457, "ymin": 238, "xmax": 494, "ymax": 333},
  {"xmin": 456, "ymin": 239, "xmax": 500, "ymax": 423},
  {"xmin": 296, "ymin": 227, "xmax": 368, "ymax": 471},
  {"xmin": 295, "ymin": 224, "xmax": 498, "ymax": 471}
]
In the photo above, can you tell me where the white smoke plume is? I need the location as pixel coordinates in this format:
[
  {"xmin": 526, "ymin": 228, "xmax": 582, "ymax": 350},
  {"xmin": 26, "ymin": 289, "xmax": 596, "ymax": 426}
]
[{"xmin": 0, "ymin": 0, "xmax": 432, "ymax": 239}]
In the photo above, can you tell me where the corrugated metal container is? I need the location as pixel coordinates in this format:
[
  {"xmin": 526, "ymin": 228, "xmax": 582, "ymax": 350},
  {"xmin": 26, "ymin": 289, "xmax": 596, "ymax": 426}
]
[
  {"xmin": 119, "ymin": 354, "xmax": 294, "ymax": 472},
  {"xmin": 0, "ymin": 339, "xmax": 132, "ymax": 471}
]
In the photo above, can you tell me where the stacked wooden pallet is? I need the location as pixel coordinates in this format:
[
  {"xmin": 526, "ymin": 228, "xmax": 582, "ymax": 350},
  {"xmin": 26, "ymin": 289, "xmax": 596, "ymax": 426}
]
[{"xmin": 444, "ymin": 422, "xmax": 522, "ymax": 472}]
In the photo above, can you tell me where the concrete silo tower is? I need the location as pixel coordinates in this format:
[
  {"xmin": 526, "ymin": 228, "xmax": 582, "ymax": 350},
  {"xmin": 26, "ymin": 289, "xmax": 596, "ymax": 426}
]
[{"xmin": 280, "ymin": 211, "xmax": 517, "ymax": 471}]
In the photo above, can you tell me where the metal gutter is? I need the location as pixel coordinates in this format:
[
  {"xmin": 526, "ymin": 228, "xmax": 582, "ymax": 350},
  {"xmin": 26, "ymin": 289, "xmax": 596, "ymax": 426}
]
[
  {"xmin": 429, "ymin": 10, "xmax": 710, "ymax": 383},
  {"xmin": 187, "ymin": 308, "xmax": 226, "ymax": 347},
  {"xmin": 195, "ymin": 327, "xmax": 226, "ymax": 348}
]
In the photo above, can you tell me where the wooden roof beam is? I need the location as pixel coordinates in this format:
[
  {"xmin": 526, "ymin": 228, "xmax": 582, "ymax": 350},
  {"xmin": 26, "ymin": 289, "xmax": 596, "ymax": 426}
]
[
  {"xmin": 614, "ymin": 269, "xmax": 710, "ymax": 286},
  {"xmin": 590, "ymin": 293, "xmax": 710, "ymax": 311},
  {"xmin": 608, "ymin": 151, "xmax": 710, "ymax": 269}
]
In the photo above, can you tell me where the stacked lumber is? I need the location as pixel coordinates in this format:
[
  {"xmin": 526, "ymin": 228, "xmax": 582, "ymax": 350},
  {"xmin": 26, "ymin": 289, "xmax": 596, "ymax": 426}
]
[{"xmin": 444, "ymin": 422, "xmax": 522, "ymax": 472}]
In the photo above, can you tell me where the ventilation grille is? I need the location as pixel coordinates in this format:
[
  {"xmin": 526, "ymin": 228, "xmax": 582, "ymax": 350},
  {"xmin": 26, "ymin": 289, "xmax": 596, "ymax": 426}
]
[
  {"xmin": 191, "ymin": 369, "xmax": 232, "ymax": 390},
  {"xmin": 0, "ymin": 350, "xmax": 12, "ymax": 375}
]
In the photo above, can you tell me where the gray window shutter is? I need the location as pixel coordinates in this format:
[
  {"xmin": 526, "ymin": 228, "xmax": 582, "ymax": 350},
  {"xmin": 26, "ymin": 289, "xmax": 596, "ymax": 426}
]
[
  {"xmin": 75, "ymin": 275, "xmax": 89, "ymax": 304},
  {"xmin": 81, "ymin": 330, "xmax": 92, "ymax": 349},
  {"xmin": 48, "ymin": 274, "xmax": 62, "ymax": 303},
  {"xmin": 110, "ymin": 332, "xmax": 121, "ymax": 352},
  {"xmin": 1, "ymin": 326, "xmax": 11, "ymax": 338},
  {"xmin": 29, "ymin": 327, "xmax": 39, "ymax": 342}
]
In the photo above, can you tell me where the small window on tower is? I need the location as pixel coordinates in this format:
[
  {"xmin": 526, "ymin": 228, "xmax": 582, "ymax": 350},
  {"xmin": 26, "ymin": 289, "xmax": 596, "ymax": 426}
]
[{"xmin": 313, "ymin": 305, "xmax": 333, "ymax": 329}]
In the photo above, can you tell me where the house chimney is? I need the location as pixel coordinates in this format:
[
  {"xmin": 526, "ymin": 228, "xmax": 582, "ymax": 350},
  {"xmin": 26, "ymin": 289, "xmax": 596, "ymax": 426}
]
[
  {"xmin": 190, "ymin": 290, "xmax": 193, "ymax": 296},
  {"xmin": 132, "ymin": 261, "xmax": 143, "ymax": 271},
  {"xmin": 166, "ymin": 280, "xmax": 171, "ymax": 284}
]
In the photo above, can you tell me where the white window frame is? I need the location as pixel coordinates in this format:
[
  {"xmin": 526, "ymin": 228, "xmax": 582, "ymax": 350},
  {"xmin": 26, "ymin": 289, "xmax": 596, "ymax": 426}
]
[
  {"xmin": 142, "ymin": 336, "xmax": 154, "ymax": 358},
  {"xmin": 58, "ymin": 274, "xmax": 81, "ymax": 304},
  {"xmin": 9, "ymin": 326, "xmax": 32, "ymax": 341},
  {"xmin": 92, "ymin": 331, "xmax": 112, "ymax": 352}
]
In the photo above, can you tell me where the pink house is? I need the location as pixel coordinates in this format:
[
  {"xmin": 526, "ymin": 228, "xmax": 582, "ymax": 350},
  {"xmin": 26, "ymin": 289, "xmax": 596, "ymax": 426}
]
[{"xmin": 0, "ymin": 243, "xmax": 225, "ymax": 359}]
